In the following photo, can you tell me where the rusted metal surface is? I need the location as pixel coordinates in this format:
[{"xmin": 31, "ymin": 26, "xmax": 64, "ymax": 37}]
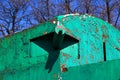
[{"xmin": 0, "ymin": 14, "xmax": 120, "ymax": 80}]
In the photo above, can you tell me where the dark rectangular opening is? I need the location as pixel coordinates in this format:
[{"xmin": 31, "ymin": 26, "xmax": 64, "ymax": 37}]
[
  {"xmin": 103, "ymin": 42, "xmax": 106, "ymax": 61},
  {"xmin": 30, "ymin": 32, "xmax": 79, "ymax": 73}
]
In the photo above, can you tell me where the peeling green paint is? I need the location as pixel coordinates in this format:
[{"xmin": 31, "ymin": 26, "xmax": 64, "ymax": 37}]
[{"xmin": 0, "ymin": 14, "xmax": 120, "ymax": 80}]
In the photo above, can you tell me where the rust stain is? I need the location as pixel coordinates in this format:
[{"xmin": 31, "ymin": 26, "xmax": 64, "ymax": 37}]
[
  {"xmin": 90, "ymin": 55, "xmax": 94, "ymax": 59},
  {"xmin": 63, "ymin": 17, "xmax": 68, "ymax": 21},
  {"xmin": 62, "ymin": 18, "xmax": 66, "ymax": 21},
  {"xmin": 78, "ymin": 53, "xmax": 80, "ymax": 59},
  {"xmin": 86, "ymin": 61, "xmax": 88, "ymax": 64},
  {"xmin": 86, "ymin": 57, "xmax": 88, "ymax": 64},
  {"xmin": 102, "ymin": 25, "xmax": 106, "ymax": 29},
  {"xmin": 78, "ymin": 61, "xmax": 80, "ymax": 64},
  {"xmin": 62, "ymin": 52, "xmax": 71, "ymax": 59},
  {"xmin": 95, "ymin": 27, "xmax": 98, "ymax": 33},
  {"xmin": 43, "ymin": 32, "xmax": 47, "ymax": 35},
  {"xmin": 74, "ymin": 29, "xmax": 78, "ymax": 32},
  {"xmin": 91, "ymin": 43, "xmax": 99, "ymax": 51},
  {"xmin": 102, "ymin": 34, "xmax": 109, "ymax": 39},
  {"xmin": 65, "ymin": 28, "xmax": 74, "ymax": 37},
  {"xmin": 53, "ymin": 73, "xmax": 57, "ymax": 78},
  {"xmin": 61, "ymin": 64, "xmax": 68, "ymax": 72}
]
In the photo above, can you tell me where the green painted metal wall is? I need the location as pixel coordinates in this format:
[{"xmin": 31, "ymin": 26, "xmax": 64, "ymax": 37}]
[{"xmin": 0, "ymin": 14, "xmax": 120, "ymax": 80}]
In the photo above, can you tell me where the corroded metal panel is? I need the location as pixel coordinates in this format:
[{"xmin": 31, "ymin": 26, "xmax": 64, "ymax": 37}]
[{"xmin": 0, "ymin": 14, "xmax": 120, "ymax": 80}]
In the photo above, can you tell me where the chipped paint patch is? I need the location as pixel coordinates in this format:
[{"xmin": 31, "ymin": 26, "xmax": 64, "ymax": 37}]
[{"xmin": 61, "ymin": 64, "xmax": 68, "ymax": 72}]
